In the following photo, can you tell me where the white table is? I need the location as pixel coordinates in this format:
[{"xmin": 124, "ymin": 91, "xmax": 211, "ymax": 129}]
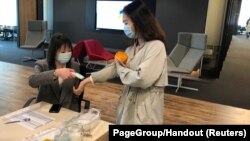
[{"xmin": 0, "ymin": 102, "xmax": 111, "ymax": 141}]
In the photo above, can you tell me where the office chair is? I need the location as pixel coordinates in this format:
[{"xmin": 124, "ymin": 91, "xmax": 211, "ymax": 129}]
[
  {"xmin": 0, "ymin": 27, "xmax": 3, "ymax": 39},
  {"xmin": 167, "ymin": 32, "xmax": 207, "ymax": 93},
  {"xmin": 84, "ymin": 39, "xmax": 114, "ymax": 70},
  {"xmin": 20, "ymin": 20, "xmax": 48, "ymax": 62},
  {"xmin": 72, "ymin": 40, "xmax": 87, "ymax": 64}
]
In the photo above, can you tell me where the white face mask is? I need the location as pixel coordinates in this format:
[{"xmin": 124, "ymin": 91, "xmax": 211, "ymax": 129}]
[
  {"xmin": 123, "ymin": 25, "xmax": 136, "ymax": 38},
  {"xmin": 57, "ymin": 52, "xmax": 72, "ymax": 64}
]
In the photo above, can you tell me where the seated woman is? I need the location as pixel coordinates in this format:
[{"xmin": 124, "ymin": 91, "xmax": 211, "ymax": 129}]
[{"xmin": 28, "ymin": 33, "xmax": 82, "ymax": 112}]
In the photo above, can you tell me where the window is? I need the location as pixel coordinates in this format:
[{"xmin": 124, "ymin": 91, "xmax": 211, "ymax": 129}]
[
  {"xmin": 0, "ymin": 0, "xmax": 17, "ymax": 26},
  {"xmin": 95, "ymin": 0, "xmax": 132, "ymax": 31}
]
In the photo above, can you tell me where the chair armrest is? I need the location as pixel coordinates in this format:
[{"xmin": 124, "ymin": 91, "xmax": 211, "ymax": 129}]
[{"xmin": 23, "ymin": 97, "xmax": 37, "ymax": 108}]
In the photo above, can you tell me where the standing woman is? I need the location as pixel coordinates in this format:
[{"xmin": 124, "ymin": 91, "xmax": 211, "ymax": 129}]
[
  {"xmin": 29, "ymin": 33, "xmax": 82, "ymax": 112},
  {"xmin": 74, "ymin": 0, "xmax": 168, "ymax": 124}
]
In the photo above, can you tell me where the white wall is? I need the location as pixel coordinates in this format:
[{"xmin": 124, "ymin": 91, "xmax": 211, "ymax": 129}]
[{"xmin": 205, "ymin": 0, "xmax": 227, "ymax": 46}]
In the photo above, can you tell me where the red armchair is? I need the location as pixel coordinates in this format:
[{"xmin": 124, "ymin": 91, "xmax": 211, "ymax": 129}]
[
  {"xmin": 73, "ymin": 39, "xmax": 114, "ymax": 71},
  {"xmin": 84, "ymin": 39, "xmax": 114, "ymax": 61}
]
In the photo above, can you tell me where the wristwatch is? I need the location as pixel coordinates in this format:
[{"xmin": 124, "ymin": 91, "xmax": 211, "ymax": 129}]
[{"xmin": 53, "ymin": 70, "xmax": 58, "ymax": 80}]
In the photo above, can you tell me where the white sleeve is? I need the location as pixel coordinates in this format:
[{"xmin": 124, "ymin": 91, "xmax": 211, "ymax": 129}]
[{"xmin": 117, "ymin": 41, "xmax": 166, "ymax": 89}]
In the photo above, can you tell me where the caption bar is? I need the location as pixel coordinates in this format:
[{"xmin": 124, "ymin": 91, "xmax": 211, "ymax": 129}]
[{"xmin": 109, "ymin": 125, "xmax": 249, "ymax": 140}]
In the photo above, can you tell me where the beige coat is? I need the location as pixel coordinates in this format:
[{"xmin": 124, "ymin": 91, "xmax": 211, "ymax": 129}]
[
  {"xmin": 247, "ymin": 22, "xmax": 250, "ymax": 32},
  {"xmin": 91, "ymin": 40, "xmax": 168, "ymax": 124}
]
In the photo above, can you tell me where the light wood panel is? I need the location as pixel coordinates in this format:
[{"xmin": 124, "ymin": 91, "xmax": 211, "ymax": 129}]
[
  {"xmin": 1, "ymin": 61, "xmax": 250, "ymax": 124},
  {"xmin": 19, "ymin": 0, "xmax": 37, "ymax": 45},
  {"xmin": 0, "ymin": 62, "xmax": 37, "ymax": 114}
]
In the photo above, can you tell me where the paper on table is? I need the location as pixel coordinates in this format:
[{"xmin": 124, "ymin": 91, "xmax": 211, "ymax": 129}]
[{"xmin": 4, "ymin": 103, "xmax": 54, "ymax": 130}]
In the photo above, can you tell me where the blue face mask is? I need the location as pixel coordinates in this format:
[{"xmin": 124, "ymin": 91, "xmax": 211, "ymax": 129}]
[
  {"xmin": 123, "ymin": 25, "xmax": 136, "ymax": 39},
  {"xmin": 57, "ymin": 52, "xmax": 72, "ymax": 64}
]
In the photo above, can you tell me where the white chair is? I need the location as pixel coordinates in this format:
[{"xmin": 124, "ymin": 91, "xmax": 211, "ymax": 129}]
[
  {"xmin": 167, "ymin": 32, "xmax": 207, "ymax": 92},
  {"xmin": 20, "ymin": 20, "xmax": 48, "ymax": 62}
]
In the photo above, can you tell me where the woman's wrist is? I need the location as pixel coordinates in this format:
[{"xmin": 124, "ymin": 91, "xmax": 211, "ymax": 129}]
[
  {"xmin": 53, "ymin": 69, "xmax": 57, "ymax": 76},
  {"xmin": 80, "ymin": 77, "xmax": 91, "ymax": 90},
  {"xmin": 89, "ymin": 76, "xmax": 94, "ymax": 83}
]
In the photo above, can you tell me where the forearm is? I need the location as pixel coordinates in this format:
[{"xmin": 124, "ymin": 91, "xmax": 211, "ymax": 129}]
[
  {"xmin": 91, "ymin": 63, "xmax": 117, "ymax": 83},
  {"xmin": 29, "ymin": 70, "xmax": 56, "ymax": 88}
]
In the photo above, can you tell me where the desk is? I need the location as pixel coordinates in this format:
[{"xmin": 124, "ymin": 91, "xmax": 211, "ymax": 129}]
[{"xmin": 0, "ymin": 102, "xmax": 111, "ymax": 141}]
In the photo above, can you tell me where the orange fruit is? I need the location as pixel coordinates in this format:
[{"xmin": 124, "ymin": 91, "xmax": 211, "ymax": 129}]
[
  {"xmin": 43, "ymin": 139, "xmax": 52, "ymax": 141},
  {"xmin": 115, "ymin": 51, "xmax": 128, "ymax": 64}
]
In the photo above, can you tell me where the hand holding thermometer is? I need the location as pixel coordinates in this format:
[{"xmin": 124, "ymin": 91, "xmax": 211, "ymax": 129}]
[{"xmin": 72, "ymin": 72, "xmax": 84, "ymax": 80}]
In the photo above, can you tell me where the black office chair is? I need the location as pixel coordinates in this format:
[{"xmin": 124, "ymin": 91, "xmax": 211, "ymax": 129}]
[{"xmin": 23, "ymin": 93, "xmax": 90, "ymax": 113}]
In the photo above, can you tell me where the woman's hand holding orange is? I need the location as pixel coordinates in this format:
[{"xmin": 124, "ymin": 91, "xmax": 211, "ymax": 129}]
[{"xmin": 115, "ymin": 51, "xmax": 128, "ymax": 67}]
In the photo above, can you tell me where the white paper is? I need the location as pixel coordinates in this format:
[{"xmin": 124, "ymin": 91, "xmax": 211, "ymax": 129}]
[{"xmin": 4, "ymin": 108, "xmax": 54, "ymax": 130}]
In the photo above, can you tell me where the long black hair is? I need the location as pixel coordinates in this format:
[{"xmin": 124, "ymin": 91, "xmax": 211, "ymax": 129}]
[
  {"xmin": 123, "ymin": 0, "xmax": 165, "ymax": 44},
  {"xmin": 47, "ymin": 33, "xmax": 73, "ymax": 70}
]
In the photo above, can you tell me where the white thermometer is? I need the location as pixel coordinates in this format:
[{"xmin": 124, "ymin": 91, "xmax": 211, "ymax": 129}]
[{"xmin": 72, "ymin": 72, "xmax": 84, "ymax": 80}]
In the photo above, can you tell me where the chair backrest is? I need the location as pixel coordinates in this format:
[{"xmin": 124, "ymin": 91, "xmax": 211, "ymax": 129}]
[
  {"xmin": 84, "ymin": 39, "xmax": 114, "ymax": 61},
  {"xmin": 23, "ymin": 93, "xmax": 90, "ymax": 113},
  {"xmin": 23, "ymin": 20, "xmax": 47, "ymax": 48},
  {"xmin": 72, "ymin": 40, "xmax": 88, "ymax": 63},
  {"xmin": 169, "ymin": 32, "xmax": 207, "ymax": 72}
]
